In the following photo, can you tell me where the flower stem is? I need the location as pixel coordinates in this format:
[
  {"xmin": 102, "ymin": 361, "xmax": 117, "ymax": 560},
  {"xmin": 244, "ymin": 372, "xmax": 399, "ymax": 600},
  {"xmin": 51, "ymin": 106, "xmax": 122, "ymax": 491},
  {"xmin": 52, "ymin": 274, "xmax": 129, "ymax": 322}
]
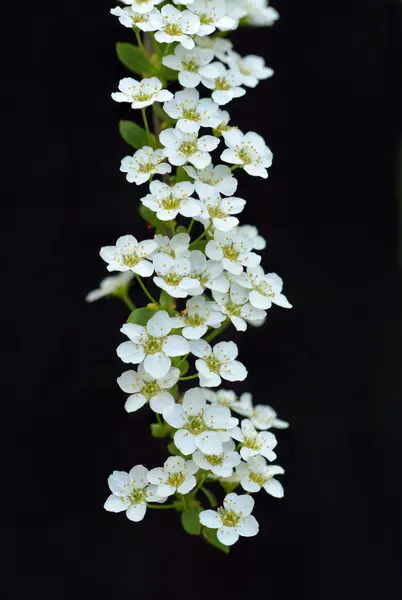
[
  {"xmin": 135, "ymin": 274, "xmax": 159, "ymax": 306},
  {"xmin": 156, "ymin": 413, "xmax": 162, "ymax": 425},
  {"xmin": 175, "ymin": 353, "xmax": 189, "ymax": 369},
  {"xmin": 204, "ymin": 319, "xmax": 230, "ymax": 343},
  {"xmin": 187, "ymin": 218, "xmax": 195, "ymax": 235},
  {"xmin": 191, "ymin": 472, "xmax": 208, "ymax": 498},
  {"xmin": 120, "ymin": 291, "xmax": 135, "ymax": 311},
  {"xmin": 230, "ymin": 165, "xmax": 241, "ymax": 171},
  {"xmin": 147, "ymin": 503, "xmax": 176, "ymax": 510},
  {"xmin": 179, "ymin": 373, "xmax": 199, "ymax": 381},
  {"xmin": 134, "ymin": 28, "xmax": 145, "ymax": 52},
  {"xmin": 141, "ymin": 108, "xmax": 152, "ymax": 146},
  {"xmin": 189, "ymin": 226, "xmax": 209, "ymax": 248}
]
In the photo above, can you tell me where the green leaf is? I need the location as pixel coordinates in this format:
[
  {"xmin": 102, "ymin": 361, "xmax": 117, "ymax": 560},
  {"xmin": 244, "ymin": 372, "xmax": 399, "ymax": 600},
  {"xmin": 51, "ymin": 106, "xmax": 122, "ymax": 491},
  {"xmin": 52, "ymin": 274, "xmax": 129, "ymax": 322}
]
[
  {"xmin": 190, "ymin": 240, "xmax": 207, "ymax": 253},
  {"xmin": 159, "ymin": 290, "xmax": 176, "ymax": 314},
  {"xmin": 116, "ymin": 42, "xmax": 155, "ymax": 76},
  {"xmin": 168, "ymin": 383, "xmax": 179, "ymax": 400},
  {"xmin": 178, "ymin": 360, "xmax": 189, "ymax": 377},
  {"xmin": 119, "ymin": 120, "xmax": 157, "ymax": 150},
  {"xmin": 219, "ymin": 480, "xmax": 240, "ymax": 495},
  {"xmin": 175, "ymin": 225, "xmax": 188, "ymax": 234},
  {"xmin": 150, "ymin": 422, "xmax": 171, "ymax": 438},
  {"xmin": 139, "ymin": 205, "xmax": 175, "ymax": 235},
  {"xmin": 156, "ymin": 64, "xmax": 178, "ymax": 82},
  {"xmin": 181, "ymin": 509, "xmax": 201, "ymax": 536},
  {"xmin": 202, "ymin": 528, "xmax": 230, "ymax": 553},
  {"xmin": 152, "ymin": 103, "xmax": 175, "ymax": 126},
  {"xmin": 127, "ymin": 307, "xmax": 156, "ymax": 326},
  {"xmin": 175, "ymin": 166, "xmax": 192, "ymax": 183}
]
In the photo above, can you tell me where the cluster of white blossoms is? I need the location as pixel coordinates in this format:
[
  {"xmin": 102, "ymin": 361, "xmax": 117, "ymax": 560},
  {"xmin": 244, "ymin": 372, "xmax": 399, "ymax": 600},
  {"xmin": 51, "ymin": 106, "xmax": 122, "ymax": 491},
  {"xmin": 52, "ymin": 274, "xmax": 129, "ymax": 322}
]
[{"xmin": 91, "ymin": 0, "xmax": 291, "ymax": 551}]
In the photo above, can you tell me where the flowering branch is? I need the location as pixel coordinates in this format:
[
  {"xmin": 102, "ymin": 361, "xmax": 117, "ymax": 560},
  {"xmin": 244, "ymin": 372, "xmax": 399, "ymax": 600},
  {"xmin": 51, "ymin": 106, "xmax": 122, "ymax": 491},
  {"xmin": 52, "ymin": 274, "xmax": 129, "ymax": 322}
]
[{"xmin": 87, "ymin": 0, "xmax": 292, "ymax": 552}]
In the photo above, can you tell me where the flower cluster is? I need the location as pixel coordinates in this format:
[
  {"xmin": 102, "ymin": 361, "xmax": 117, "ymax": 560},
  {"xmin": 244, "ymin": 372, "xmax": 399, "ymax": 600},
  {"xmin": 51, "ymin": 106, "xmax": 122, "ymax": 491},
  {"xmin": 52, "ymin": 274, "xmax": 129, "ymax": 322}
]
[{"xmin": 89, "ymin": 0, "xmax": 291, "ymax": 551}]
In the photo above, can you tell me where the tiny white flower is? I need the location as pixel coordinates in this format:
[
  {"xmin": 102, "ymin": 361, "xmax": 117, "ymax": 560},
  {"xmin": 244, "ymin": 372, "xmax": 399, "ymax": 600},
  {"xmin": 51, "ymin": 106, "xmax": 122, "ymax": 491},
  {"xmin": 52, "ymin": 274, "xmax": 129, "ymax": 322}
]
[
  {"xmin": 86, "ymin": 271, "xmax": 133, "ymax": 303},
  {"xmin": 189, "ymin": 339, "xmax": 247, "ymax": 387},
  {"xmin": 141, "ymin": 180, "xmax": 201, "ymax": 221},
  {"xmin": 221, "ymin": 128, "xmax": 273, "ymax": 178},
  {"xmin": 110, "ymin": 6, "xmax": 160, "ymax": 30},
  {"xmin": 235, "ymin": 267, "xmax": 292, "ymax": 310},
  {"xmin": 196, "ymin": 188, "xmax": 246, "ymax": 232},
  {"xmin": 117, "ymin": 362, "xmax": 180, "ymax": 414},
  {"xmin": 244, "ymin": 0, "xmax": 279, "ymax": 26},
  {"xmin": 214, "ymin": 108, "xmax": 235, "ymax": 134},
  {"xmin": 231, "ymin": 392, "xmax": 290, "ymax": 430},
  {"xmin": 237, "ymin": 456, "xmax": 285, "ymax": 497},
  {"xmin": 149, "ymin": 5, "xmax": 200, "ymax": 49},
  {"xmin": 193, "ymin": 439, "xmax": 241, "ymax": 477},
  {"xmin": 235, "ymin": 224, "xmax": 266, "ymax": 250},
  {"xmin": 153, "ymin": 254, "xmax": 199, "ymax": 298},
  {"xmin": 163, "ymin": 387, "xmax": 238, "ymax": 455},
  {"xmin": 148, "ymin": 456, "xmax": 199, "ymax": 496},
  {"xmin": 205, "ymin": 229, "xmax": 261, "ymax": 275},
  {"xmin": 230, "ymin": 419, "xmax": 278, "ymax": 461},
  {"xmin": 189, "ymin": 0, "xmax": 236, "ymax": 36},
  {"xmin": 204, "ymin": 388, "xmax": 237, "ymax": 408},
  {"xmin": 195, "ymin": 35, "xmax": 233, "ymax": 62},
  {"xmin": 100, "ymin": 234, "xmax": 157, "ymax": 276},
  {"xmin": 152, "ymin": 232, "xmax": 191, "ymax": 259},
  {"xmin": 127, "ymin": 0, "xmax": 163, "ymax": 15},
  {"xmin": 112, "ymin": 77, "xmax": 173, "ymax": 109},
  {"xmin": 104, "ymin": 465, "xmax": 166, "ymax": 522},
  {"xmin": 160, "ymin": 127, "xmax": 220, "ymax": 169},
  {"xmin": 187, "ymin": 250, "xmax": 229, "ymax": 295},
  {"xmin": 184, "ymin": 164, "xmax": 238, "ymax": 197},
  {"xmin": 117, "ymin": 310, "xmax": 190, "ymax": 378},
  {"xmin": 212, "ymin": 282, "xmax": 266, "ymax": 331},
  {"xmin": 201, "ymin": 62, "xmax": 245, "ymax": 105},
  {"xmin": 162, "ymin": 46, "xmax": 215, "ymax": 89},
  {"xmin": 120, "ymin": 146, "xmax": 171, "ymax": 185},
  {"xmin": 227, "ymin": 52, "xmax": 274, "ymax": 88},
  {"xmin": 163, "ymin": 88, "xmax": 221, "ymax": 134},
  {"xmin": 170, "ymin": 295, "xmax": 226, "ymax": 339},
  {"xmin": 199, "ymin": 492, "xmax": 259, "ymax": 545}
]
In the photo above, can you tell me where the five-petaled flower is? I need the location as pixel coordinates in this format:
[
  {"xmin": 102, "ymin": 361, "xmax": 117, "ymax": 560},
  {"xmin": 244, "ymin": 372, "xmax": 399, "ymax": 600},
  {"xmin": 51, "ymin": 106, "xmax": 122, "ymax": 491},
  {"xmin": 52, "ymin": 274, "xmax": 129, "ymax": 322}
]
[
  {"xmin": 100, "ymin": 234, "xmax": 157, "ymax": 276},
  {"xmin": 221, "ymin": 128, "xmax": 273, "ymax": 178},
  {"xmin": 236, "ymin": 456, "xmax": 285, "ymax": 497},
  {"xmin": 120, "ymin": 147, "xmax": 171, "ymax": 185},
  {"xmin": 112, "ymin": 77, "xmax": 173, "ymax": 109},
  {"xmin": 231, "ymin": 392, "xmax": 290, "ymax": 430},
  {"xmin": 141, "ymin": 180, "xmax": 202, "ymax": 221},
  {"xmin": 163, "ymin": 88, "xmax": 221, "ymax": 134},
  {"xmin": 193, "ymin": 438, "xmax": 241, "ymax": 477},
  {"xmin": 189, "ymin": 339, "xmax": 248, "ymax": 387},
  {"xmin": 235, "ymin": 267, "xmax": 292, "ymax": 310},
  {"xmin": 160, "ymin": 127, "xmax": 220, "ymax": 168},
  {"xmin": 117, "ymin": 362, "xmax": 180, "ymax": 414},
  {"xmin": 149, "ymin": 5, "xmax": 200, "ymax": 49},
  {"xmin": 170, "ymin": 294, "xmax": 226, "ymax": 339},
  {"xmin": 230, "ymin": 418, "xmax": 278, "ymax": 461},
  {"xmin": 148, "ymin": 456, "xmax": 199, "ymax": 496},
  {"xmin": 199, "ymin": 492, "xmax": 259, "ymax": 545},
  {"xmin": 162, "ymin": 46, "xmax": 215, "ymax": 88}
]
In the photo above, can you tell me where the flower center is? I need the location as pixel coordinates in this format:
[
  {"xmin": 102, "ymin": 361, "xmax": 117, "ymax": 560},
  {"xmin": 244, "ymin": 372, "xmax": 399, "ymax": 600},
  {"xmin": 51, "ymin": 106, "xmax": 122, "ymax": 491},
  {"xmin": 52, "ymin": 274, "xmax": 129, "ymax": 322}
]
[
  {"xmin": 127, "ymin": 487, "xmax": 146, "ymax": 506},
  {"xmin": 250, "ymin": 472, "xmax": 267, "ymax": 486},
  {"xmin": 218, "ymin": 508, "xmax": 240, "ymax": 527},
  {"xmin": 167, "ymin": 472, "xmax": 186, "ymax": 488},
  {"xmin": 134, "ymin": 91, "xmax": 154, "ymax": 102},
  {"xmin": 179, "ymin": 140, "xmax": 198, "ymax": 157},
  {"xmin": 186, "ymin": 415, "xmax": 207, "ymax": 435},
  {"xmin": 182, "ymin": 60, "xmax": 199, "ymax": 73},
  {"xmin": 123, "ymin": 253, "xmax": 140, "ymax": 267},
  {"xmin": 205, "ymin": 355, "xmax": 222, "ymax": 373},
  {"xmin": 222, "ymin": 243, "xmax": 239, "ymax": 261},
  {"xmin": 163, "ymin": 272, "xmax": 182, "ymax": 286},
  {"xmin": 205, "ymin": 454, "xmax": 223, "ymax": 467},
  {"xmin": 254, "ymin": 280, "xmax": 275, "ymax": 297},
  {"xmin": 243, "ymin": 436, "xmax": 262, "ymax": 451},
  {"xmin": 208, "ymin": 205, "xmax": 226, "ymax": 220},
  {"xmin": 164, "ymin": 23, "xmax": 183, "ymax": 36},
  {"xmin": 182, "ymin": 108, "xmax": 201, "ymax": 121},
  {"xmin": 239, "ymin": 66, "xmax": 251, "ymax": 76},
  {"xmin": 186, "ymin": 313, "xmax": 206, "ymax": 327},
  {"xmin": 199, "ymin": 13, "xmax": 214, "ymax": 25},
  {"xmin": 162, "ymin": 194, "xmax": 181, "ymax": 211},
  {"xmin": 139, "ymin": 161, "xmax": 156, "ymax": 173},
  {"xmin": 215, "ymin": 77, "xmax": 230, "ymax": 91},
  {"xmin": 143, "ymin": 336, "xmax": 164, "ymax": 355},
  {"xmin": 132, "ymin": 15, "xmax": 146, "ymax": 24},
  {"xmin": 141, "ymin": 380, "xmax": 161, "ymax": 399},
  {"xmin": 223, "ymin": 301, "xmax": 241, "ymax": 317},
  {"xmin": 237, "ymin": 147, "xmax": 252, "ymax": 164},
  {"xmin": 198, "ymin": 271, "xmax": 209, "ymax": 286}
]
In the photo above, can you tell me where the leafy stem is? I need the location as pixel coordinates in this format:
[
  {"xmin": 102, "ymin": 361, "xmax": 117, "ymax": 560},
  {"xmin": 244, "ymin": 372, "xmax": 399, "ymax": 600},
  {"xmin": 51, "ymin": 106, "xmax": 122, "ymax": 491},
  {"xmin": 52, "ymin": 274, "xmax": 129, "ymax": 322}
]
[{"xmin": 135, "ymin": 274, "xmax": 159, "ymax": 306}]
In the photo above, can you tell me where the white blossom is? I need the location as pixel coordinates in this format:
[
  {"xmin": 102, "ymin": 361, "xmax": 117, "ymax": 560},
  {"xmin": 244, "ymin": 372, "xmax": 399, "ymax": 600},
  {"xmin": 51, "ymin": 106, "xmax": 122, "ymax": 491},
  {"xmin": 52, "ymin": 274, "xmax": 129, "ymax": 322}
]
[
  {"xmin": 231, "ymin": 392, "xmax": 290, "ymax": 430},
  {"xmin": 204, "ymin": 388, "xmax": 237, "ymax": 408},
  {"xmin": 163, "ymin": 88, "xmax": 221, "ymax": 134},
  {"xmin": 195, "ymin": 36, "xmax": 233, "ymax": 62},
  {"xmin": 189, "ymin": 339, "xmax": 247, "ymax": 387},
  {"xmin": 196, "ymin": 188, "xmax": 246, "ymax": 232},
  {"xmin": 235, "ymin": 268, "xmax": 292, "ymax": 310},
  {"xmin": 152, "ymin": 232, "xmax": 191, "ymax": 259},
  {"xmin": 120, "ymin": 146, "xmax": 171, "ymax": 185},
  {"xmin": 212, "ymin": 282, "xmax": 266, "ymax": 331},
  {"xmin": 193, "ymin": 439, "xmax": 240, "ymax": 477},
  {"xmin": 199, "ymin": 492, "xmax": 259, "ymax": 545},
  {"xmin": 149, "ymin": 5, "xmax": 200, "ymax": 49},
  {"xmin": 148, "ymin": 456, "xmax": 198, "ymax": 496},
  {"xmin": 104, "ymin": 465, "xmax": 166, "ymax": 522},
  {"xmin": 117, "ymin": 310, "xmax": 190, "ymax": 378},
  {"xmin": 112, "ymin": 77, "xmax": 172, "ymax": 109},
  {"xmin": 227, "ymin": 52, "xmax": 274, "ymax": 88},
  {"xmin": 162, "ymin": 46, "xmax": 215, "ymax": 88},
  {"xmin": 184, "ymin": 164, "xmax": 238, "ymax": 197},
  {"xmin": 153, "ymin": 254, "xmax": 199, "ymax": 298},
  {"xmin": 201, "ymin": 62, "xmax": 245, "ymax": 105},
  {"xmin": 187, "ymin": 250, "xmax": 229, "ymax": 295},
  {"xmin": 230, "ymin": 419, "xmax": 278, "ymax": 461},
  {"xmin": 237, "ymin": 456, "xmax": 285, "ymax": 497},
  {"xmin": 124, "ymin": 0, "xmax": 163, "ymax": 15},
  {"xmin": 244, "ymin": 0, "xmax": 279, "ymax": 26},
  {"xmin": 110, "ymin": 6, "xmax": 161, "ymax": 30},
  {"xmin": 163, "ymin": 387, "xmax": 238, "ymax": 455},
  {"xmin": 160, "ymin": 127, "xmax": 220, "ymax": 168},
  {"xmin": 117, "ymin": 362, "xmax": 180, "ymax": 414},
  {"xmin": 205, "ymin": 229, "xmax": 261, "ymax": 275},
  {"xmin": 141, "ymin": 180, "xmax": 201, "ymax": 221},
  {"xmin": 100, "ymin": 235, "xmax": 157, "ymax": 276},
  {"xmin": 235, "ymin": 224, "xmax": 266, "ymax": 250},
  {"xmin": 214, "ymin": 108, "xmax": 235, "ymax": 133},
  {"xmin": 189, "ymin": 0, "xmax": 236, "ymax": 36},
  {"xmin": 221, "ymin": 128, "xmax": 273, "ymax": 178},
  {"xmin": 170, "ymin": 295, "xmax": 226, "ymax": 339},
  {"xmin": 86, "ymin": 272, "xmax": 133, "ymax": 303}
]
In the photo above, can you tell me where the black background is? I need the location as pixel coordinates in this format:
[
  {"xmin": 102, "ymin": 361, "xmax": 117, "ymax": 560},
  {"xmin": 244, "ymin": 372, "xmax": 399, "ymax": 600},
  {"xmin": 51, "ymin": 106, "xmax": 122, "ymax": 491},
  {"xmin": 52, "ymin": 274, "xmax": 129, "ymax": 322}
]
[{"xmin": 7, "ymin": 1, "xmax": 402, "ymax": 598}]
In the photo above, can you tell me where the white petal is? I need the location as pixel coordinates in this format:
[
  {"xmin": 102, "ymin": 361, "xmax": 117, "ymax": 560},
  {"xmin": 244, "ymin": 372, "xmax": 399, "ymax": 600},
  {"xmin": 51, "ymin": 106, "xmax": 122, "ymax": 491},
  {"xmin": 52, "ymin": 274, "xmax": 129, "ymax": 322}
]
[
  {"xmin": 163, "ymin": 335, "xmax": 190, "ymax": 357},
  {"xmin": 264, "ymin": 478, "xmax": 284, "ymax": 498},
  {"xmin": 237, "ymin": 514, "xmax": 259, "ymax": 537},
  {"xmin": 196, "ymin": 431, "xmax": 223, "ymax": 455},
  {"xmin": 217, "ymin": 526, "xmax": 239, "ymax": 546},
  {"xmin": 143, "ymin": 352, "xmax": 171, "ymax": 378},
  {"xmin": 149, "ymin": 391, "xmax": 175, "ymax": 414},
  {"xmin": 116, "ymin": 341, "xmax": 145, "ymax": 364},
  {"xmin": 199, "ymin": 509, "xmax": 222, "ymax": 528},
  {"xmin": 124, "ymin": 393, "xmax": 148, "ymax": 413},
  {"xmin": 177, "ymin": 475, "xmax": 197, "ymax": 494},
  {"xmin": 147, "ymin": 310, "xmax": 172, "ymax": 337},
  {"xmin": 126, "ymin": 503, "xmax": 147, "ymax": 522},
  {"xmin": 129, "ymin": 464, "xmax": 148, "ymax": 487},
  {"xmin": 220, "ymin": 361, "xmax": 247, "ymax": 382},
  {"xmin": 104, "ymin": 494, "xmax": 127, "ymax": 513},
  {"xmin": 174, "ymin": 429, "xmax": 197, "ymax": 455}
]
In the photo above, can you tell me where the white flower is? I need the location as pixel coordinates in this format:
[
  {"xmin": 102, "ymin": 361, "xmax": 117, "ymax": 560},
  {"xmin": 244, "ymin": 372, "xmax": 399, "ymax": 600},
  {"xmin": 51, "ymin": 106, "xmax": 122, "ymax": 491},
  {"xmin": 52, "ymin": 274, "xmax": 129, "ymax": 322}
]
[
  {"xmin": 110, "ymin": 6, "xmax": 161, "ymax": 30},
  {"xmin": 193, "ymin": 439, "xmax": 240, "ymax": 477},
  {"xmin": 189, "ymin": 0, "xmax": 236, "ymax": 36},
  {"xmin": 184, "ymin": 164, "xmax": 238, "ymax": 197},
  {"xmin": 162, "ymin": 46, "xmax": 215, "ymax": 88},
  {"xmin": 187, "ymin": 250, "xmax": 229, "ymax": 295},
  {"xmin": 153, "ymin": 254, "xmax": 199, "ymax": 298},
  {"xmin": 141, "ymin": 180, "xmax": 201, "ymax": 221},
  {"xmin": 244, "ymin": 0, "xmax": 279, "ymax": 26},
  {"xmin": 126, "ymin": 0, "xmax": 163, "ymax": 15},
  {"xmin": 164, "ymin": 387, "xmax": 238, "ymax": 455},
  {"xmin": 149, "ymin": 5, "xmax": 200, "ymax": 49},
  {"xmin": 104, "ymin": 465, "xmax": 166, "ymax": 522},
  {"xmin": 100, "ymin": 235, "xmax": 157, "ymax": 276},
  {"xmin": 237, "ymin": 456, "xmax": 285, "ymax": 497},
  {"xmin": 227, "ymin": 52, "xmax": 274, "ymax": 88},
  {"xmin": 117, "ymin": 362, "xmax": 180, "ymax": 414},
  {"xmin": 221, "ymin": 128, "xmax": 273, "ymax": 178},
  {"xmin": 170, "ymin": 295, "xmax": 226, "ymax": 339},
  {"xmin": 152, "ymin": 232, "xmax": 191, "ymax": 259},
  {"xmin": 212, "ymin": 283, "xmax": 266, "ymax": 331},
  {"xmin": 163, "ymin": 88, "xmax": 220, "ymax": 134},
  {"xmin": 160, "ymin": 127, "xmax": 220, "ymax": 169},
  {"xmin": 205, "ymin": 229, "xmax": 261, "ymax": 275},
  {"xmin": 235, "ymin": 268, "xmax": 292, "ymax": 310},
  {"xmin": 117, "ymin": 310, "xmax": 190, "ymax": 378},
  {"xmin": 204, "ymin": 388, "xmax": 237, "ymax": 407},
  {"xmin": 201, "ymin": 62, "xmax": 245, "ymax": 105},
  {"xmin": 86, "ymin": 272, "xmax": 133, "ymax": 303},
  {"xmin": 235, "ymin": 224, "xmax": 266, "ymax": 250},
  {"xmin": 214, "ymin": 109, "xmax": 235, "ymax": 134},
  {"xmin": 199, "ymin": 492, "xmax": 259, "ymax": 546},
  {"xmin": 189, "ymin": 339, "xmax": 247, "ymax": 387},
  {"xmin": 196, "ymin": 188, "xmax": 246, "ymax": 232},
  {"xmin": 231, "ymin": 392, "xmax": 290, "ymax": 430},
  {"xmin": 148, "ymin": 456, "xmax": 198, "ymax": 496},
  {"xmin": 120, "ymin": 146, "xmax": 171, "ymax": 185},
  {"xmin": 230, "ymin": 419, "xmax": 278, "ymax": 461},
  {"xmin": 195, "ymin": 36, "xmax": 233, "ymax": 62},
  {"xmin": 112, "ymin": 77, "xmax": 172, "ymax": 109}
]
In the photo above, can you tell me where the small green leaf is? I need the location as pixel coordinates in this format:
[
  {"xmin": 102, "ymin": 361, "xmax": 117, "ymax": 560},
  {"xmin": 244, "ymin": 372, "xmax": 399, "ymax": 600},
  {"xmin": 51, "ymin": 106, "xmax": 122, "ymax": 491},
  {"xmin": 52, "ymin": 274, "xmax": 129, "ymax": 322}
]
[
  {"xmin": 116, "ymin": 42, "xmax": 155, "ymax": 75},
  {"xmin": 139, "ymin": 205, "xmax": 175, "ymax": 235},
  {"xmin": 156, "ymin": 64, "xmax": 178, "ymax": 82},
  {"xmin": 175, "ymin": 166, "xmax": 192, "ymax": 183},
  {"xmin": 190, "ymin": 240, "xmax": 207, "ymax": 252},
  {"xmin": 159, "ymin": 290, "xmax": 176, "ymax": 314},
  {"xmin": 178, "ymin": 360, "xmax": 189, "ymax": 377},
  {"xmin": 202, "ymin": 528, "xmax": 230, "ymax": 553},
  {"xmin": 181, "ymin": 509, "xmax": 201, "ymax": 536},
  {"xmin": 119, "ymin": 120, "xmax": 157, "ymax": 150},
  {"xmin": 150, "ymin": 422, "xmax": 171, "ymax": 438},
  {"xmin": 168, "ymin": 383, "xmax": 179, "ymax": 400},
  {"xmin": 219, "ymin": 480, "xmax": 240, "ymax": 494},
  {"xmin": 127, "ymin": 307, "xmax": 156, "ymax": 326},
  {"xmin": 152, "ymin": 103, "xmax": 175, "ymax": 127}
]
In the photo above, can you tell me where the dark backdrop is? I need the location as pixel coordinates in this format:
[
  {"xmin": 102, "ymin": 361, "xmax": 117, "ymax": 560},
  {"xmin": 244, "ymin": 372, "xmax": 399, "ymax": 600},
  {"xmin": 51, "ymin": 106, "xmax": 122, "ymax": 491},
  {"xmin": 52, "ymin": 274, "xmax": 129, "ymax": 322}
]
[{"xmin": 7, "ymin": 1, "xmax": 401, "ymax": 599}]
